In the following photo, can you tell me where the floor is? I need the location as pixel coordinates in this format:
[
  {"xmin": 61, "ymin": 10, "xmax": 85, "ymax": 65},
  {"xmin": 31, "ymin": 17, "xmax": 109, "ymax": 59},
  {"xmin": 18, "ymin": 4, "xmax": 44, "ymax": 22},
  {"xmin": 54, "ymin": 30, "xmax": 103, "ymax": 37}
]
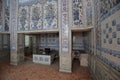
[{"xmin": 0, "ymin": 58, "xmax": 92, "ymax": 80}]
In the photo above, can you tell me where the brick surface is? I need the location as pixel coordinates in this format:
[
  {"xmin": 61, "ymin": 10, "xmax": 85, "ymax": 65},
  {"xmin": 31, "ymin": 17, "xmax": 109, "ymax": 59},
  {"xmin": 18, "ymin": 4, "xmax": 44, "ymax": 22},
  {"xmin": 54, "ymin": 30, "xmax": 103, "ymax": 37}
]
[{"xmin": 0, "ymin": 59, "xmax": 91, "ymax": 80}]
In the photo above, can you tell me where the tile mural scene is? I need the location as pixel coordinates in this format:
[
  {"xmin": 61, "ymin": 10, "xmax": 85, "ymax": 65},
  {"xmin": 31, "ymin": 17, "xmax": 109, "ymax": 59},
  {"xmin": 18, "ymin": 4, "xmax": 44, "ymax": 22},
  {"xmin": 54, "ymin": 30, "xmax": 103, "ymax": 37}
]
[{"xmin": 0, "ymin": 0, "xmax": 120, "ymax": 80}]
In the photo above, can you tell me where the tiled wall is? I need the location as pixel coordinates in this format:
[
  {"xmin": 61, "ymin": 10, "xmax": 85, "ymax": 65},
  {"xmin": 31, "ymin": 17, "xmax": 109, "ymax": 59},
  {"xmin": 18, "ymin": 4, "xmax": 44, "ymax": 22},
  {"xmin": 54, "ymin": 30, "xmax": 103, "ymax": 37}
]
[
  {"xmin": 72, "ymin": 0, "xmax": 93, "ymax": 28},
  {"xmin": 18, "ymin": 0, "xmax": 93, "ymax": 30},
  {"xmin": 36, "ymin": 33, "xmax": 59, "ymax": 51},
  {"xmin": 97, "ymin": 2, "xmax": 120, "ymax": 72},
  {"xmin": 72, "ymin": 0, "xmax": 84, "ymax": 27},
  {"xmin": 4, "ymin": 0, "xmax": 10, "ymax": 31},
  {"xmin": 18, "ymin": 0, "xmax": 58, "ymax": 31},
  {"xmin": 0, "ymin": 0, "xmax": 10, "ymax": 32},
  {"xmin": 88, "ymin": 55, "xmax": 120, "ymax": 80},
  {"xmin": 88, "ymin": 0, "xmax": 120, "ymax": 80},
  {"xmin": 100, "ymin": 10, "xmax": 120, "ymax": 71}
]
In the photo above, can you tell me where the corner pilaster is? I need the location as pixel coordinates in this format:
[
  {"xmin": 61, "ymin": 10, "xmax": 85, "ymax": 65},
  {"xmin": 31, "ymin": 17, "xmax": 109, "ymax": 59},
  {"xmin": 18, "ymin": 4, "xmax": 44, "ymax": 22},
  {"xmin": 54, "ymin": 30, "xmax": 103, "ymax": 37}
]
[
  {"xmin": 10, "ymin": 0, "xmax": 24, "ymax": 65},
  {"xmin": 59, "ymin": 0, "xmax": 72, "ymax": 73}
]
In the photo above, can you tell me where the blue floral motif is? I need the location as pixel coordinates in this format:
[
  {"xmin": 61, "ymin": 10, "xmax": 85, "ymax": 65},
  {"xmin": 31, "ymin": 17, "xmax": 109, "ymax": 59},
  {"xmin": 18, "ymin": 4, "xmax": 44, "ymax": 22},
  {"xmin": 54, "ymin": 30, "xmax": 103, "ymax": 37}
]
[
  {"xmin": 73, "ymin": 0, "xmax": 83, "ymax": 25},
  {"xmin": 73, "ymin": 10, "xmax": 79, "ymax": 21},
  {"xmin": 45, "ymin": 7, "xmax": 54, "ymax": 27},
  {"xmin": 117, "ymin": 38, "xmax": 120, "ymax": 45},
  {"xmin": 112, "ymin": 32, "xmax": 117, "ymax": 38},
  {"xmin": 116, "ymin": 24, "xmax": 120, "ymax": 31}
]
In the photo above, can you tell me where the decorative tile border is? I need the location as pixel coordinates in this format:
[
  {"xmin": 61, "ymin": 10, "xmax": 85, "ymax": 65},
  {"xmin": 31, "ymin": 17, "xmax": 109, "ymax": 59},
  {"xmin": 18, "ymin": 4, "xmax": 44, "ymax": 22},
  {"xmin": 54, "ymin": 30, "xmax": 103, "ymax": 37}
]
[
  {"xmin": 97, "ymin": 47, "xmax": 120, "ymax": 58},
  {"xmin": 96, "ymin": 46, "xmax": 120, "ymax": 72},
  {"xmin": 96, "ymin": 54, "xmax": 120, "ymax": 72},
  {"xmin": 100, "ymin": 3, "xmax": 120, "ymax": 21},
  {"xmin": 61, "ymin": 0, "xmax": 69, "ymax": 54},
  {"xmin": 10, "ymin": 0, "xmax": 18, "ymax": 51}
]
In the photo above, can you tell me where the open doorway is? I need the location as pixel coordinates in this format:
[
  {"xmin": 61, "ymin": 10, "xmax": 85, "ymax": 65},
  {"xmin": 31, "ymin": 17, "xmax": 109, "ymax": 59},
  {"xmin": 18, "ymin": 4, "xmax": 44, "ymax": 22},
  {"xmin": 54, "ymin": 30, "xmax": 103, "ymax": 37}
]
[
  {"xmin": 72, "ymin": 31, "xmax": 91, "ymax": 72},
  {"xmin": 24, "ymin": 35, "xmax": 33, "ymax": 61},
  {"xmin": 24, "ymin": 32, "xmax": 59, "ymax": 66},
  {"xmin": 72, "ymin": 32, "xmax": 85, "ymax": 66}
]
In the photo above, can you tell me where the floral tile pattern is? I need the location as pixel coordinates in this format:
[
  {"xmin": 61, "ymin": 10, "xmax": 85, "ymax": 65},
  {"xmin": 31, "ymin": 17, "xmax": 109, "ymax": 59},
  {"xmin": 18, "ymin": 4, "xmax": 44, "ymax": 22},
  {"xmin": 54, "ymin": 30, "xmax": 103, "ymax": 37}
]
[
  {"xmin": 18, "ymin": 6, "xmax": 29, "ymax": 31},
  {"xmin": 18, "ymin": 0, "xmax": 58, "ymax": 31},
  {"xmin": 30, "ymin": 3, "xmax": 42, "ymax": 30},
  {"xmin": 43, "ymin": 0, "xmax": 58, "ymax": 30},
  {"xmin": 72, "ymin": 0, "xmax": 83, "ymax": 27}
]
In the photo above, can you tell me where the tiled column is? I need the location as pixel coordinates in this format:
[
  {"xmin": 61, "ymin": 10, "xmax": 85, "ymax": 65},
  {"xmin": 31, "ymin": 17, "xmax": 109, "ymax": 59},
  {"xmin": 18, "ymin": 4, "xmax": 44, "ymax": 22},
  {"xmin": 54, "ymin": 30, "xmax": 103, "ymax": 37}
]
[
  {"xmin": 10, "ymin": 0, "xmax": 24, "ymax": 65},
  {"xmin": 17, "ymin": 34, "xmax": 25, "ymax": 62},
  {"xmin": 59, "ymin": 0, "xmax": 72, "ymax": 73}
]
